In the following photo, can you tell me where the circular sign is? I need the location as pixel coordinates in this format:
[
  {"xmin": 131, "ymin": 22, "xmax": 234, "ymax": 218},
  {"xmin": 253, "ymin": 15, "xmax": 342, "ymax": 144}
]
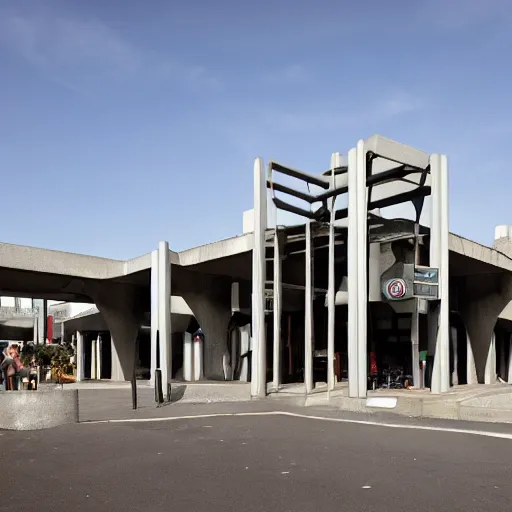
[{"xmin": 383, "ymin": 278, "xmax": 407, "ymax": 300}]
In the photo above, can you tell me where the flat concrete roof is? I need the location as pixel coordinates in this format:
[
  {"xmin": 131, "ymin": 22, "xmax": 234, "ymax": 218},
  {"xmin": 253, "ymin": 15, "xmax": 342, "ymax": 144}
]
[{"xmin": 0, "ymin": 229, "xmax": 511, "ymax": 281}]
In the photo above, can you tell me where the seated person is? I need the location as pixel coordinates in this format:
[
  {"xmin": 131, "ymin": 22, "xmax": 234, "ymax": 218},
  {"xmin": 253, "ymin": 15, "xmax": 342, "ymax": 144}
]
[
  {"xmin": 1, "ymin": 346, "xmax": 17, "ymax": 389},
  {"xmin": 10, "ymin": 344, "xmax": 30, "ymax": 376}
]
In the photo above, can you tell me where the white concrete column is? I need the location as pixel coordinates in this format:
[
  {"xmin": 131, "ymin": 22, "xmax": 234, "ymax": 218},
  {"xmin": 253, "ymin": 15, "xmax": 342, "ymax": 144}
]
[
  {"xmin": 76, "ymin": 331, "xmax": 83, "ymax": 381},
  {"xmin": 304, "ymin": 220, "xmax": 314, "ymax": 394},
  {"xmin": 96, "ymin": 334, "xmax": 102, "ymax": 380},
  {"xmin": 183, "ymin": 332, "xmax": 193, "ymax": 382},
  {"xmin": 347, "ymin": 146, "xmax": 359, "ymax": 398},
  {"xmin": 150, "ymin": 249, "xmax": 159, "ymax": 386},
  {"xmin": 91, "ymin": 339, "xmax": 97, "ymax": 380},
  {"xmin": 193, "ymin": 333, "xmax": 204, "ymax": 381},
  {"xmin": 356, "ymin": 140, "xmax": 368, "ymax": 398},
  {"xmin": 33, "ymin": 317, "xmax": 38, "ymax": 344},
  {"xmin": 485, "ymin": 331, "xmax": 496, "ymax": 384},
  {"xmin": 327, "ymin": 152, "xmax": 341, "ymax": 392},
  {"xmin": 429, "ymin": 154, "xmax": 450, "ymax": 393},
  {"xmin": 158, "ymin": 241, "xmax": 172, "ymax": 393},
  {"xmin": 251, "ymin": 157, "xmax": 267, "ymax": 398},
  {"xmin": 507, "ymin": 333, "xmax": 512, "ymax": 384},
  {"xmin": 272, "ymin": 229, "xmax": 282, "ymax": 391}
]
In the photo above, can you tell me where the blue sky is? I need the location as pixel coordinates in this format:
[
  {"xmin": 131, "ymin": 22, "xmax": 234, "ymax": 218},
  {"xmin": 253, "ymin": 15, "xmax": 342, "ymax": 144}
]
[{"xmin": 0, "ymin": 0, "xmax": 511, "ymax": 259}]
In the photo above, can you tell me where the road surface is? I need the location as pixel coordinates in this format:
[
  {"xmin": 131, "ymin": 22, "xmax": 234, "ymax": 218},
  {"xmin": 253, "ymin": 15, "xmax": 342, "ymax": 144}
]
[{"xmin": 2, "ymin": 410, "xmax": 512, "ymax": 511}]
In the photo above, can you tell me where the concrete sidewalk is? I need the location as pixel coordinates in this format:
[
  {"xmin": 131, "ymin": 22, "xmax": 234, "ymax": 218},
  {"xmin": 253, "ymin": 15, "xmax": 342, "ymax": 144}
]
[{"xmin": 68, "ymin": 379, "xmax": 512, "ymax": 424}]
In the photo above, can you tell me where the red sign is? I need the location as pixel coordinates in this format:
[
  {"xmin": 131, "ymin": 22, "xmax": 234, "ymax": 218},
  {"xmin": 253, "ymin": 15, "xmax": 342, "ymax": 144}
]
[{"xmin": 47, "ymin": 315, "xmax": 54, "ymax": 343}]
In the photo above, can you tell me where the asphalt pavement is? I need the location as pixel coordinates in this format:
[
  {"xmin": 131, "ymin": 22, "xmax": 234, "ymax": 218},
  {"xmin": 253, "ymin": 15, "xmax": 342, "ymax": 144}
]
[{"xmin": 2, "ymin": 410, "xmax": 512, "ymax": 512}]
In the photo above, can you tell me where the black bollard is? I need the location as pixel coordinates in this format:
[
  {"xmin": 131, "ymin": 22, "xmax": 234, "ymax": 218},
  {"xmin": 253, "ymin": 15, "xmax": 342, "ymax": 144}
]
[
  {"xmin": 131, "ymin": 372, "xmax": 138, "ymax": 410},
  {"xmin": 155, "ymin": 369, "xmax": 164, "ymax": 405}
]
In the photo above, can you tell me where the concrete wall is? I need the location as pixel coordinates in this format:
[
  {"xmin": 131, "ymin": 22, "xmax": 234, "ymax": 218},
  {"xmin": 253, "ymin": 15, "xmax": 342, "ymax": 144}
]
[{"xmin": 0, "ymin": 390, "xmax": 78, "ymax": 430}]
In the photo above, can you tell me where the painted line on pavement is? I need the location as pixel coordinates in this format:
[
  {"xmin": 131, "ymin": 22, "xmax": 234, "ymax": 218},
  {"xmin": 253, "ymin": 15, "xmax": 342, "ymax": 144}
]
[{"xmin": 84, "ymin": 411, "xmax": 512, "ymax": 440}]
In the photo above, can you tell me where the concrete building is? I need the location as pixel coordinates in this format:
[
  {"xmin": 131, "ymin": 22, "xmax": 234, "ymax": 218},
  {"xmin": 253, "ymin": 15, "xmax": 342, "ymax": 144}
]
[{"xmin": 0, "ymin": 135, "xmax": 511, "ymax": 401}]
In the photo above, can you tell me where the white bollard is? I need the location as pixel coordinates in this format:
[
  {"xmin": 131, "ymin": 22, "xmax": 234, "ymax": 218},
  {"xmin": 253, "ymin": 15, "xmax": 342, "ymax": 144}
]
[{"xmin": 183, "ymin": 332, "xmax": 193, "ymax": 382}]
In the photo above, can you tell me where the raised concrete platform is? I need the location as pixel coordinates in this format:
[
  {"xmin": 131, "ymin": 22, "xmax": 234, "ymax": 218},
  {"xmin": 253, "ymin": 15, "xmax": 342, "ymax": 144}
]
[
  {"xmin": 266, "ymin": 382, "xmax": 512, "ymax": 424},
  {"xmin": 0, "ymin": 389, "xmax": 79, "ymax": 430},
  {"xmin": 336, "ymin": 384, "xmax": 512, "ymax": 423},
  {"xmin": 66, "ymin": 380, "xmax": 252, "ymax": 404}
]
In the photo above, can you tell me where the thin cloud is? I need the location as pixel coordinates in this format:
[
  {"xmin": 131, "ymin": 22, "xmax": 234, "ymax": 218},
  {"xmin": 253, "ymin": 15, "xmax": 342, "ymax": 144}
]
[
  {"xmin": 417, "ymin": 0, "xmax": 511, "ymax": 30},
  {"xmin": 1, "ymin": 13, "xmax": 140, "ymax": 77},
  {"xmin": 254, "ymin": 90, "xmax": 425, "ymax": 133},
  {"xmin": 262, "ymin": 64, "xmax": 308, "ymax": 85},
  {"xmin": 373, "ymin": 91, "xmax": 425, "ymax": 119},
  {"xmin": 0, "ymin": 10, "xmax": 221, "ymax": 94}
]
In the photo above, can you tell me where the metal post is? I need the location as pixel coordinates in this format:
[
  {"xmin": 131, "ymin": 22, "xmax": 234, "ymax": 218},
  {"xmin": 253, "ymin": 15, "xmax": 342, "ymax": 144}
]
[
  {"xmin": 251, "ymin": 157, "xmax": 267, "ymax": 398},
  {"xmin": 304, "ymin": 220, "xmax": 314, "ymax": 394},
  {"xmin": 155, "ymin": 369, "xmax": 164, "ymax": 405},
  {"xmin": 272, "ymin": 228, "xmax": 282, "ymax": 391}
]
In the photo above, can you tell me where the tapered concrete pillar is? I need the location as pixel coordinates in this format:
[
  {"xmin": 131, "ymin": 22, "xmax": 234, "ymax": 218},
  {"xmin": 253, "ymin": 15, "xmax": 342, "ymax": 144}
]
[
  {"xmin": 88, "ymin": 280, "xmax": 142, "ymax": 382},
  {"xmin": 76, "ymin": 331, "xmax": 83, "ymax": 381},
  {"xmin": 111, "ymin": 336, "xmax": 123, "ymax": 381},
  {"xmin": 429, "ymin": 154, "xmax": 450, "ymax": 393},
  {"xmin": 272, "ymin": 228, "xmax": 282, "ymax": 391},
  {"xmin": 304, "ymin": 220, "xmax": 314, "ymax": 394},
  {"xmin": 150, "ymin": 250, "xmax": 159, "ymax": 386},
  {"xmin": 498, "ymin": 330, "xmax": 507, "ymax": 380},
  {"xmin": 485, "ymin": 331, "xmax": 496, "ymax": 384},
  {"xmin": 467, "ymin": 332, "xmax": 478, "ymax": 385},
  {"xmin": 251, "ymin": 157, "xmax": 267, "ymax": 398},
  {"xmin": 158, "ymin": 241, "xmax": 172, "ymax": 393},
  {"xmin": 327, "ymin": 152, "xmax": 341, "ymax": 392}
]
